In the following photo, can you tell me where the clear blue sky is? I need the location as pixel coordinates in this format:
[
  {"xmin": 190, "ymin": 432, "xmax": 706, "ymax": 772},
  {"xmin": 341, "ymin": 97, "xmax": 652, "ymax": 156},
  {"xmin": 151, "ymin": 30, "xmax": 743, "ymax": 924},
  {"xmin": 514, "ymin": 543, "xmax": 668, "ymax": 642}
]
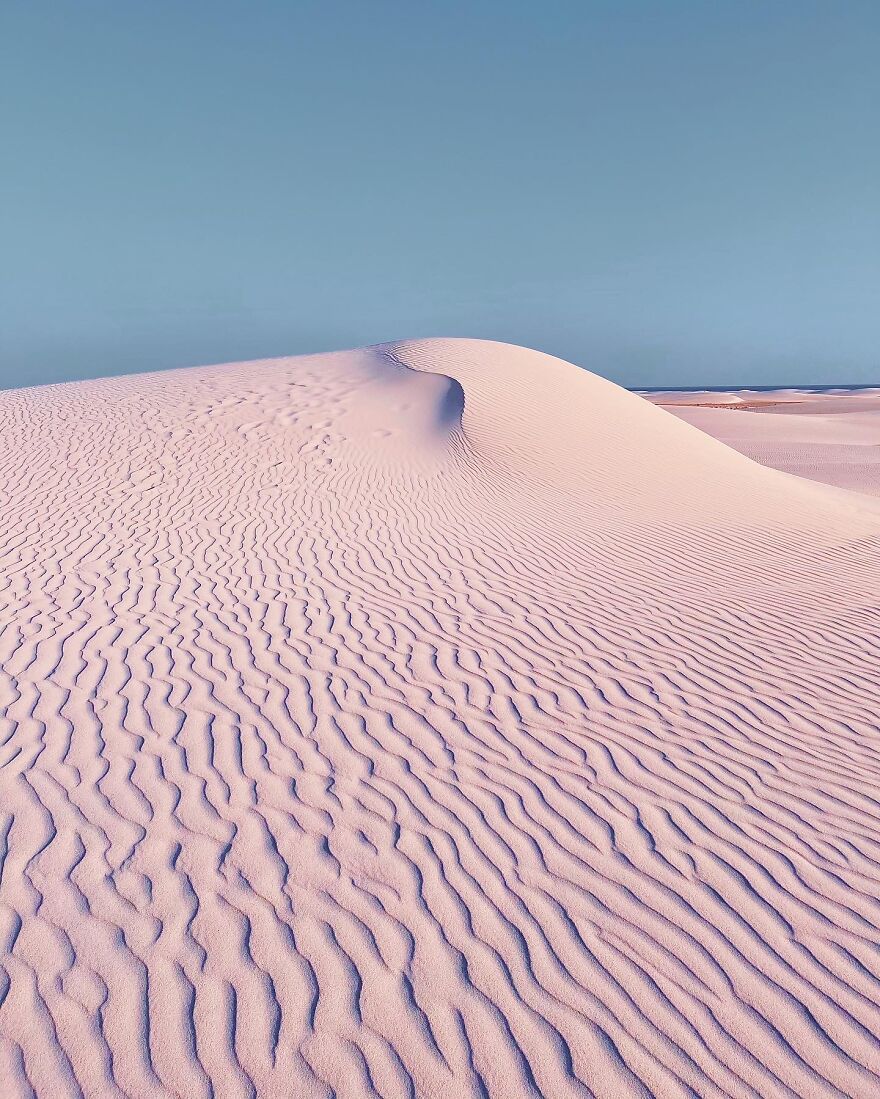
[{"xmin": 2, "ymin": 1, "xmax": 878, "ymax": 388}]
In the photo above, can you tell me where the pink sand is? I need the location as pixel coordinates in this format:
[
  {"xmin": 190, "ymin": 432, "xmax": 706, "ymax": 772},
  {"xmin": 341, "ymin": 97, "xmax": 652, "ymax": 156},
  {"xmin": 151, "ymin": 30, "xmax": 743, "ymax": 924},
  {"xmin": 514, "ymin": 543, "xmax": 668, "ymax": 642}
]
[
  {"xmin": 1, "ymin": 340, "xmax": 879, "ymax": 1098},
  {"xmin": 649, "ymin": 387, "xmax": 880, "ymax": 497}
]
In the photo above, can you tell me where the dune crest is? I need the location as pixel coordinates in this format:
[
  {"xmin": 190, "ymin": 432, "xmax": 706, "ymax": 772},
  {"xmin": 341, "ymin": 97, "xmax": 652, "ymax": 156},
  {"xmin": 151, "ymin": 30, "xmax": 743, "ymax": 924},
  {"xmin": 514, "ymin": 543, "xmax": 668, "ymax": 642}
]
[{"xmin": 1, "ymin": 339, "xmax": 878, "ymax": 1098}]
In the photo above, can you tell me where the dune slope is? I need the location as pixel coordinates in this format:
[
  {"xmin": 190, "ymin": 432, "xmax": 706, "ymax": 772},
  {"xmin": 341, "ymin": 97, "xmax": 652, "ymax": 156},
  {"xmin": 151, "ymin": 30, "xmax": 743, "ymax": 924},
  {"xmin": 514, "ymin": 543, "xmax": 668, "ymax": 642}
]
[{"xmin": 1, "ymin": 339, "xmax": 879, "ymax": 1099}]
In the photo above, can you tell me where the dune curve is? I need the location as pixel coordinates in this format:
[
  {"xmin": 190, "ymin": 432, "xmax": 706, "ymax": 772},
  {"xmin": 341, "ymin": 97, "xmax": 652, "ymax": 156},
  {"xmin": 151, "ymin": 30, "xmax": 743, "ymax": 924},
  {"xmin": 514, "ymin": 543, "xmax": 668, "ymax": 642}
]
[{"xmin": 0, "ymin": 338, "xmax": 878, "ymax": 1098}]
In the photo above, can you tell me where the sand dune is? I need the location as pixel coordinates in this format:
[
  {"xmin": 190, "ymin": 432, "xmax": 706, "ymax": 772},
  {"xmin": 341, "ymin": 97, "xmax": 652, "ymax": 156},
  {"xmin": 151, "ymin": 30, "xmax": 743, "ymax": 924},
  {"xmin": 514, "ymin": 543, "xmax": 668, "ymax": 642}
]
[{"xmin": 1, "ymin": 339, "xmax": 879, "ymax": 1098}]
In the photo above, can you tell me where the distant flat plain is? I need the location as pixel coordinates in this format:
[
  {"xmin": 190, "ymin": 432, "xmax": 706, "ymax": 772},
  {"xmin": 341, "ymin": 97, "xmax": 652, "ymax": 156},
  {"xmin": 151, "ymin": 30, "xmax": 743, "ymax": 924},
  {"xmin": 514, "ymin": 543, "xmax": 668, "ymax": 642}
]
[{"xmin": 644, "ymin": 386, "xmax": 880, "ymax": 498}]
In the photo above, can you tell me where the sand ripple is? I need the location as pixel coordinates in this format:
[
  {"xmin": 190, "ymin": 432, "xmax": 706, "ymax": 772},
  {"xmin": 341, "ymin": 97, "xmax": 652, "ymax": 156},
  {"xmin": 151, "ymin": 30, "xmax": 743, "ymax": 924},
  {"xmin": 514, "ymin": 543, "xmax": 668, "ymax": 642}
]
[{"xmin": 0, "ymin": 340, "xmax": 878, "ymax": 1098}]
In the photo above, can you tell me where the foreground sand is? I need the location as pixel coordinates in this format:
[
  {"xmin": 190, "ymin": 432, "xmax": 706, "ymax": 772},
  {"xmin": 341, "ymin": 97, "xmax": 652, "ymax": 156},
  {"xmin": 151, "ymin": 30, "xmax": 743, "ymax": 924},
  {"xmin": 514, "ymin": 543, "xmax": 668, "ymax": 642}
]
[{"xmin": 1, "ymin": 340, "xmax": 879, "ymax": 1098}]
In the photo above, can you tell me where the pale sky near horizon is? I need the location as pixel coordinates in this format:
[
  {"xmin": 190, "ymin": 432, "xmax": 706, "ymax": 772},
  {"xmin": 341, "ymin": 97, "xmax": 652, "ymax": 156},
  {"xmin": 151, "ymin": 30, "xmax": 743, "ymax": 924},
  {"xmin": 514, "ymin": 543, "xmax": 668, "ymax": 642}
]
[{"xmin": 2, "ymin": 1, "xmax": 878, "ymax": 389}]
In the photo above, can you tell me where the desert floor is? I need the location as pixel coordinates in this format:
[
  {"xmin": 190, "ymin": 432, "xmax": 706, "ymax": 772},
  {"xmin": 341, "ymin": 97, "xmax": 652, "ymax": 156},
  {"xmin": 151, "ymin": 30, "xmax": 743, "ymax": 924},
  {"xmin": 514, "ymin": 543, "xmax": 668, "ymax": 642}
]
[
  {"xmin": 1, "ymin": 341, "xmax": 878, "ymax": 1098},
  {"xmin": 646, "ymin": 386, "xmax": 880, "ymax": 498}
]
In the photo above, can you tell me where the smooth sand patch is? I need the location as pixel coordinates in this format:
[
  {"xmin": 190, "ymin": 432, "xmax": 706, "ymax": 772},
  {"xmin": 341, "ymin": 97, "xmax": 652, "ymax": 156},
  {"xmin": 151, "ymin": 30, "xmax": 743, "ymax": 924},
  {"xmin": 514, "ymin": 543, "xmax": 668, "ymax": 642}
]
[{"xmin": 648, "ymin": 387, "xmax": 880, "ymax": 497}]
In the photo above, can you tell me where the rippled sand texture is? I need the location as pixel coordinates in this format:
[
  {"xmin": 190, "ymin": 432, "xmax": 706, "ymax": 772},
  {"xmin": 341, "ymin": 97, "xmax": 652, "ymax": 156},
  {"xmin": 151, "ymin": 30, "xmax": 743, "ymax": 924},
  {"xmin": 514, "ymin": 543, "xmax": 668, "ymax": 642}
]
[{"xmin": 1, "ymin": 339, "xmax": 879, "ymax": 1099}]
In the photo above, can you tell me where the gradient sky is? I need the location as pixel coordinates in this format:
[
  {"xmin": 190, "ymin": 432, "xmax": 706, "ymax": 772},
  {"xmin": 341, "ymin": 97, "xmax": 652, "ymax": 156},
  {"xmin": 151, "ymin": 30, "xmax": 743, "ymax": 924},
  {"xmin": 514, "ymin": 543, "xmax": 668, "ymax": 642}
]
[{"xmin": 2, "ymin": 1, "xmax": 878, "ymax": 389}]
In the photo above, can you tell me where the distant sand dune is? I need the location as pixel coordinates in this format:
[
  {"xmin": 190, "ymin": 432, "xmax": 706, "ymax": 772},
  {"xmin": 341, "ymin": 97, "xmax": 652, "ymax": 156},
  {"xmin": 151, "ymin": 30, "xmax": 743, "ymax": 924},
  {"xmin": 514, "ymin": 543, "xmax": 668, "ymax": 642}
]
[
  {"xmin": 648, "ymin": 386, "xmax": 880, "ymax": 498},
  {"xmin": 1, "ymin": 340, "xmax": 878, "ymax": 1098}
]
